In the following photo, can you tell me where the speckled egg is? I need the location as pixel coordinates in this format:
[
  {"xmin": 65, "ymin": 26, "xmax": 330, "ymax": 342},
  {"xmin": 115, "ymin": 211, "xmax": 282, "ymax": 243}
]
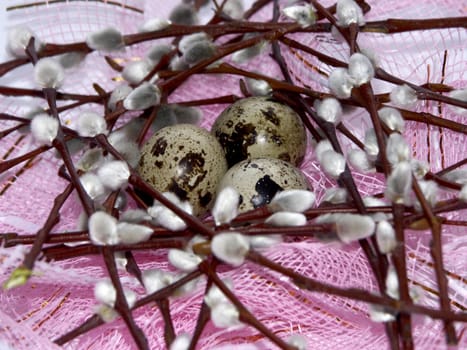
[
  {"xmin": 217, "ymin": 158, "xmax": 309, "ymax": 213},
  {"xmin": 211, "ymin": 96, "xmax": 307, "ymax": 167},
  {"xmin": 138, "ymin": 124, "xmax": 228, "ymax": 216}
]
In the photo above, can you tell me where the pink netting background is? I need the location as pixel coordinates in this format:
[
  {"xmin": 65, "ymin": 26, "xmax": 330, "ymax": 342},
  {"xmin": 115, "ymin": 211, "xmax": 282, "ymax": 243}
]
[{"xmin": 0, "ymin": 0, "xmax": 466, "ymax": 349}]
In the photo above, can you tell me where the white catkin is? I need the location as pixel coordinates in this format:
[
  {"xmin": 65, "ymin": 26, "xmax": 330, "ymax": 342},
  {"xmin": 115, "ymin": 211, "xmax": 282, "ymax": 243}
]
[
  {"xmin": 328, "ymin": 68, "xmax": 354, "ymax": 98},
  {"xmin": 34, "ymin": 58, "xmax": 65, "ymax": 88},
  {"xmin": 86, "ymin": 27, "xmax": 123, "ymax": 51},
  {"xmin": 30, "ymin": 114, "xmax": 59, "ymax": 145}
]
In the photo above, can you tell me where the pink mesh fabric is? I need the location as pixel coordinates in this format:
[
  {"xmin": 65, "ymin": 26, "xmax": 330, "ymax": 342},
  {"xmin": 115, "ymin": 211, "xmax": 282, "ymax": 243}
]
[{"xmin": 0, "ymin": 1, "xmax": 466, "ymax": 349}]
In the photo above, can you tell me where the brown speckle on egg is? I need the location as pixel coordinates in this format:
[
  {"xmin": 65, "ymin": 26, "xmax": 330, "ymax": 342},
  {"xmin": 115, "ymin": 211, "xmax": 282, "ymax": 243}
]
[
  {"xmin": 217, "ymin": 158, "xmax": 309, "ymax": 213},
  {"xmin": 212, "ymin": 96, "xmax": 307, "ymax": 167},
  {"xmin": 138, "ymin": 124, "xmax": 228, "ymax": 216}
]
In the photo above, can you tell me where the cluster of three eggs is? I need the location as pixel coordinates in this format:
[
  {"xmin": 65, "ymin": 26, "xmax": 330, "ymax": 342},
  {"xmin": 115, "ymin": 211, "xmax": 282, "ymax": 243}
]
[{"xmin": 138, "ymin": 97, "xmax": 309, "ymax": 216}]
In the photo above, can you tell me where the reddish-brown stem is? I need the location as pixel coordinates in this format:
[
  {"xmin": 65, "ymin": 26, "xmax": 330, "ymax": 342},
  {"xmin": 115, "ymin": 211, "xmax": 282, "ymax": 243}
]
[
  {"xmin": 363, "ymin": 17, "xmax": 467, "ymax": 33},
  {"xmin": 22, "ymin": 183, "xmax": 73, "ymax": 270},
  {"xmin": 411, "ymin": 178, "xmax": 457, "ymax": 344},
  {"xmin": 0, "ymin": 144, "xmax": 51, "ymax": 173},
  {"xmin": 102, "ymin": 247, "xmax": 149, "ymax": 350},
  {"xmin": 392, "ymin": 203, "xmax": 414, "ymax": 349},
  {"xmin": 199, "ymin": 261, "xmax": 295, "ymax": 350},
  {"xmin": 247, "ymin": 251, "xmax": 467, "ymax": 322}
]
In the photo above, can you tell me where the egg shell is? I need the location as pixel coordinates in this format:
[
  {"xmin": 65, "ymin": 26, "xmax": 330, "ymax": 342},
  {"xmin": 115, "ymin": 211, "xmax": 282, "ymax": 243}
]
[
  {"xmin": 211, "ymin": 96, "xmax": 307, "ymax": 167},
  {"xmin": 138, "ymin": 124, "xmax": 228, "ymax": 216},
  {"xmin": 217, "ymin": 158, "xmax": 309, "ymax": 213}
]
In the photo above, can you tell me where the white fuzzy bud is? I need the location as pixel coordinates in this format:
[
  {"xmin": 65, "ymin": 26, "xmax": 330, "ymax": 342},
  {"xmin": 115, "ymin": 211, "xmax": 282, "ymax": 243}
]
[
  {"xmin": 114, "ymin": 192, "xmax": 127, "ymax": 211},
  {"xmin": 322, "ymin": 187, "xmax": 348, "ymax": 204},
  {"xmin": 89, "ymin": 211, "xmax": 119, "ymax": 245},
  {"xmin": 385, "ymin": 161, "xmax": 412, "ymax": 204},
  {"xmin": 170, "ymin": 55, "xmax": 189, "ymax": 71},
  {"xmin": 30, "ymin": 113, "xmax": 59, "ymax": 145},
  {"xmin": 179, "ymin": 33, "xmax": 211, "ymax": 54},
  {"xmin": 170, "ymin": 333, "xmax": 191, "ymax": 350},
  {"xmin": 287, "ymin": 334, "xmax": 308, "ymax": 350},
  {"xmin": 97, "ymin": 160, "xmax": 130, "ymax": 191},
  {"xmin": 108, "ymin": 84, "xmax": 133, "ymax": 111},
  {"xmin": 77, "ymin": 112, "xmax": 107, "ymax": 137},
  {"xmin": 212, "ymin": 186, "xmax": 240, "ymax": 226},
  {"xmin": 76, "ymin": 148, "xmax": 104, "ymax": 172},
  {"xmin": 282, "ymin": 4, "xmax": 316, "ymax": 27},
  {"xmin": 116, "ymin": 222, "xmax": 153, "ymax": 244},
  {"xmin": 386, "ymin": 266, "xmax": 399, "ymax": 299},
  {"xmin": 348, "ymin": 148, "xmax": 375, "ymax": 173},
  {"xmin": 80, "ymin": 173, "xmax": 106, "ymax": 200},
  {"xmin": 248, "ymin": 235, "xmax": 283, "ymax": 249},
  {"xmin": 204, "ymin": 279, "xmax": 233, "ymax": 308},
  {"xmin": 328, "ymin": 68, "xmax": 354, "ymax": 99},
  {"xmin": 18, "ymin": 106, "xmax": 44, "ymax": 134},
  {"xmin": 108, "ymin": 133, "xmax": 140, "ymax": 168},
  {"xmin": 414, "ymin": 180, "xmax": 438, "ymax": 211},
  {"xmin": 146, "ymin": 44, "xmax": 173, "ymax": 65},
  {"xmin": 348, "ymin": 53, "xmax": 374, "ymax": 86},
  {"xmin": 223, "ymin": 0, "xmax": 244, "ymax": 20},
  {"xmin": 211, "ymin": 232, "xmax": 250, "ymax": 267},
  {"xmin": 34, "ymin": 58, "xmax": 65, "ymax": 88},
  {"xmin": 378, "ymin": 107, "xmax": 405, "ymax": 132},
  {"xmin": 169, "ymin": 4, "xmax": 198, "ymax": 25},
  {"xmin": 314, "ymin": 98, "xmax": 343, "ymax": 124},
  {"xmin": 376, "ymin": 220, "xmax": 397, "ymax": 254},
  {"xmin": 94, "ymin": 280, "xmax": 116, "ymax": 306},
  {"xmin": 269, "ymin": 189, "xmax": 315, "ymax": 213},
  {"xmin": 7, "ymin": 26, "xmax": 42, "ymax": 57},
  {"xmin": 335, "ymin": 214, "xmax": 375, "ymax": 243},
  {"xmin": 386, "ymin": 133, "xmax": 411, "ymax": 166},
  {"xmin": 86, "ymin": 27, "xmax": 123, "ymax": 51},
  {"xmin": 314, "ymin": 139, "xmax": 333, "ymax": 163},
  {"xmin": 122, "ymin": 60, "xmax": 153, "ymax": 84},
  {"xmin": 94, "ymin": 279, "xmax": 136, "ymax": 308},
  {"xmin": 320, "ymin": 150, "xmax": 346, "ymax": 178},
  {"xmin": 411, "ymin": 159, "xmax": 429, "ymax": 179},
  {"xmin": 120, "ymin": 209, "xmax": 151, "ymax": 223},
  {"xmin": 123, "ymin": 82, "xmax": 161, "ymax": 110},
  {"xmin": 168, "ymin": 249, "xmax": 202, "ymax": 272},
  {"xmin": 336, "ymin": 0, "xmax": 365, "ymax": 27},
  {"xmin": 363, "ymin": 196, "xmax": 390, "ymax": 222},
  {"xmin": 183, "ymin": 41, "xmax": 216, "ymax": 66},
  {"xmin": 460, "ymin": 185, "xmax": 467, "ymax": 202},
  {"xmin": 265, "ymin": 212, "xmax": 307, "ymax": 227},
  {"xmin": 211, "ymin": 302, "xmax": 240, "ymax": 328},
  {"xmin": 448, "ymin": 89, "xmax": 467, "ymax": 116},
  {"xmin": 363, "ymin": 196, "xmax": 387, "ymax": 208},
  {"xmin": 390, "ymin": 84, "xmax": 417, "ymax": 108},
  {"xmin": 142, "ymin": 269, "xmax": 175, "ymax": 294},
  {"xmin": 148, "ymin": 193, "xmax": 192, "ymax": 231},
  {"xmin": 369, "ymin": 304, "xmax": 396, "ymax": 322},
  {"xmin": 153, "ymin": 104, "xmax": 202, "ymax": 131},
  {"xmin": 364, "ymin": 128, "xmax": 379, "ymax": 161},
  {"xmin": 245, "ymin": 77, "xmax": 272, "ymax": 96},
  {"xmin": 139, "ymin": 17, "xmax": 171, "ymax": 33}
]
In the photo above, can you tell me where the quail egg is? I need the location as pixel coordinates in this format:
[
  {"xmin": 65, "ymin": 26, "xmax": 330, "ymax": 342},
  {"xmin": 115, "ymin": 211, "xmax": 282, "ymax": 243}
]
[
  {"xmin": 211, "ymin": 96, "xmax": 307, "ymax": 167},
  {"xmin": 138, "ymin": 124, "xmax": 228, "ymax": 216},
  {"xmin": 217, "ymin": 158, "xmax": 309, "ymax": 213}
]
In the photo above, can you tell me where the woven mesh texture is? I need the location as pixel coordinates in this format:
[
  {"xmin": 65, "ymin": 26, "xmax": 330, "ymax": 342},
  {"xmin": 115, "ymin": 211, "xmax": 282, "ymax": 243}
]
[{"xmin": 0, "ymin": 0, "xmax": 466, "ymax": 349}]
